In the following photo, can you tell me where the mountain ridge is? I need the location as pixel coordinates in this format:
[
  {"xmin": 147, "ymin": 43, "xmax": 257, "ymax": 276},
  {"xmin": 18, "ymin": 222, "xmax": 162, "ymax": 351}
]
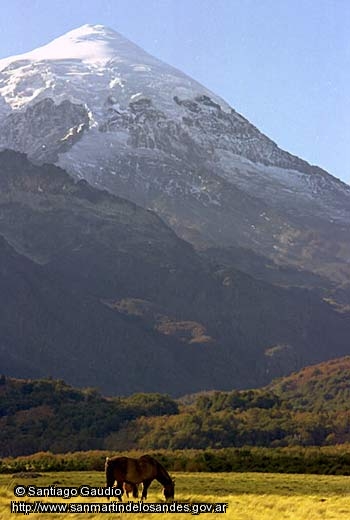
[{"xmin": 1, "ymin": 150, "xmax": 350, "ymax": 395}]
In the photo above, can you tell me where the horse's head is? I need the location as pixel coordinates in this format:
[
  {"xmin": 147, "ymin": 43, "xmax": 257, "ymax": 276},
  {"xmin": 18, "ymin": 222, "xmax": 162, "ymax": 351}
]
[{"xmin": 163, "ymin": 478, "xmax": 175, "ymax": 501}]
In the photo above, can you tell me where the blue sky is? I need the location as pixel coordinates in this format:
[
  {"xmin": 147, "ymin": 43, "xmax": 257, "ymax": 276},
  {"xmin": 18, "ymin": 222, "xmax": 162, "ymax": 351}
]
[{"xmin": 0, "ymin": 0, "xmax": 349, "ymax": 184}]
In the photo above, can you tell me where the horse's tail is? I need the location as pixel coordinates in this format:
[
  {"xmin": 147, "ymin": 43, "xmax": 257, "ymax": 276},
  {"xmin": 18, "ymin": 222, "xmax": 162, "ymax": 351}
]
[{"xmin": 105, "ymin": 457, "xmax": 114, "ymax": 487}]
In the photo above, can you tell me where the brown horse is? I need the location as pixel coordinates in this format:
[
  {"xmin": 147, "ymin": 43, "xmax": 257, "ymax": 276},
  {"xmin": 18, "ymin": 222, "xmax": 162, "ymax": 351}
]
[{"xmin": 105, "ymin": 455, "xmax": 174, "ymax": 501}]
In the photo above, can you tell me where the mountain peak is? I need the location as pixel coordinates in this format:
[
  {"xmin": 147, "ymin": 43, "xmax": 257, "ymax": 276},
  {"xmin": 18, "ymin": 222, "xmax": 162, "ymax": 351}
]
[
  {"xmin": 68, "ymin": 23, "xmax": 116, "ymax": 35},
  {"xmin": 0, "ymin": 23, "xmax": 228, "ymax": 115},
  {"xmin": 50, "ymin": 23, "xmax": 131, "ymax": 47},
  {"xmin": 0, "ymin": 24, "xmax": 141, "ymax": 69}
]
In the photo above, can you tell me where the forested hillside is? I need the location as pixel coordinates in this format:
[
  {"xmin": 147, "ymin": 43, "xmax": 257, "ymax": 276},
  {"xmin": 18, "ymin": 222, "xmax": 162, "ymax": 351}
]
[
  {"xmin": 1, "ymin": 357, "xmax": 350, "ymax": 457},
  {"xmin": 0, "ymin": 377, "xmax": 177, "ymax": 456}
]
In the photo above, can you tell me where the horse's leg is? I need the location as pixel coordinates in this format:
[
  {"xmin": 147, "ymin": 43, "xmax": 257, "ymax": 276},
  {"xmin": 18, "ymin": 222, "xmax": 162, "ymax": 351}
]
[
  {"xmin": 115, "ymin": 481, "xmax": 123, "ymax": 502},
  {"xmin": 106, "ymin": 473, "xmax": 115, "ymax": 488},
  {"xmin": 122, "ymin": 483, "xmax": 129, "ymax": 498},
  {"xmin": 132, "ymin": 484, "xmax": 138, "ymax": 498},
  {"xmin": 141, "ymin": 479, "xmax": 152, "ymax": 500}
]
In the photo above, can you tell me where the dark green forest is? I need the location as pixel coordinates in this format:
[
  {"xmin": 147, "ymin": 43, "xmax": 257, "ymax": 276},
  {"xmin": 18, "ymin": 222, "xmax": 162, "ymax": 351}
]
[
  {"xmin": 2, "ymin": 446, "xmax": 350, "ymax": 476},
  {"xmin": 1, "ymin": 357, "xmax": 350, "ymax": 459}
]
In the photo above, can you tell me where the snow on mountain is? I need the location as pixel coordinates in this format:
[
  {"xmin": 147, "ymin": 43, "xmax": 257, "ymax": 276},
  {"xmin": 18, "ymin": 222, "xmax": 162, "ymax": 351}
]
[
  {"xmin": 0, "ymin": 24, "xmax": 350, "ymax": 284},
  {"xmin": 0, "ymin": 24, "xmax": 230, "ymax": 115}
]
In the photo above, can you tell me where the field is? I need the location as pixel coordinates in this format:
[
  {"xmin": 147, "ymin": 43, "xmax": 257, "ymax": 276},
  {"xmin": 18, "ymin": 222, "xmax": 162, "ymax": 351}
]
[{"xmin": 1, "ymin": 470, "xmax": 349, "ymax": 519}]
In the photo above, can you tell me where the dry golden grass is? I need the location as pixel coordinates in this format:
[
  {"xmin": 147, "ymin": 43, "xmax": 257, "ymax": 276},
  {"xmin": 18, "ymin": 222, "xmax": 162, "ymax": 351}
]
[{"xmin": 1, "ymin": 471, "xmax": 349, "ymax": 519}]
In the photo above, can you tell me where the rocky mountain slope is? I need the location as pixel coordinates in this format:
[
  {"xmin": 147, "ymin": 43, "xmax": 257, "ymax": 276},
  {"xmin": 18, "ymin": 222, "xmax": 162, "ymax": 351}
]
[
  {"xmin": 0, "ymin": 24, "xmax": 349, "ymax": 294},
  {"xmin": 1, "ymin": 151, "xmax": 350, "ymax": 394}
]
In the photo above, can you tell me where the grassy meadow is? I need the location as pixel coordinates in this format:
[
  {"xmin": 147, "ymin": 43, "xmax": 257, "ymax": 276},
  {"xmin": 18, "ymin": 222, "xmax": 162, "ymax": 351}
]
[{"xmin": 1, "ymin": 470, "xmax": 349, "ymax": 519}]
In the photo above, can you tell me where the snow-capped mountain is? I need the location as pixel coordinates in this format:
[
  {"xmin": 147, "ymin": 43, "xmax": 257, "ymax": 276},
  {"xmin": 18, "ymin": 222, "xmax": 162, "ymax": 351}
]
[{"xmin": 1, "ymin": 24, "xmax": 350, "ymax": 287}]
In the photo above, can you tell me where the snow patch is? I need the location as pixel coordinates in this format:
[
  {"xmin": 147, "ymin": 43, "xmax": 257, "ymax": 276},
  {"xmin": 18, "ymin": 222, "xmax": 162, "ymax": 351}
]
[
  {"xmin": 109, "ymin": 77, "xmax": 124, "ymax": 89},
  {"xmin": 132, "ymin": 64, "xmax": 151, "ymax": 72},
  {"xmin": 60, "ymin": 122, "xmax": 85, "ymax": 142}
]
